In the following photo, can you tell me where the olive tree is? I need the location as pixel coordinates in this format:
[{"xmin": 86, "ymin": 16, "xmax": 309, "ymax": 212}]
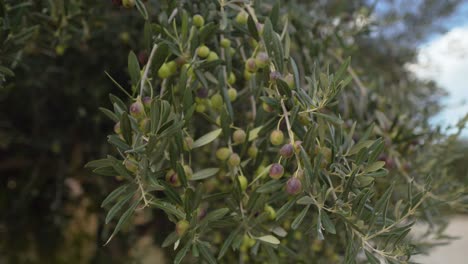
[{"xmin": 87, "ymin": 1, "xmax": 468, "ymax": 263}]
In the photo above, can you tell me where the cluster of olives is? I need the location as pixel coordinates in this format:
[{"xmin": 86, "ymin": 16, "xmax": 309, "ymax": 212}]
[{"xmin": 111, "ymin": 9, "xmax": 336, "ymax": 248}]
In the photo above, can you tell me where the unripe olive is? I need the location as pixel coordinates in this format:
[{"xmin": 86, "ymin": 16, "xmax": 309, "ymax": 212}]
[
  {"xmin": 298, "ymin": 112, "xmax": 309, "ymax": 125},
  {"xmin": 216, "ymin": 147, "xmax": 231, "ymax": 161},
  {"xmin": 183, "ymin": 165, "xmax": 193, "ymax": 180},
  {"xmin": 175, "ymin": 219, "xmax": 190, "ymax": 236},
  {"xmin": 235, "ymin": 11, "xmax": 249, "ymax": 25},
  {"xmin": 213, "ymin": 231, "xmax": 223, "ymax": 244},
  {"xmin": 228, "ymin": 153, "xmax": 241, "ymax": 167},
  {"xmin": 195, "ymin": 103, "xmax": 206, "ymax": 113},
  {"xmin": 207, "ymin": 51, "xmax": 219, "ymax": 62},
  {"xmin": 248, "ymin": 145, "xmax": 258, "ymax": 158},
  {"xmin": 119, "ymin": 32, "xmax": 130, "ymax": 43},
  {"xmin": 229, "ymin": 47, "xmax": 236, "ymax": 56},
  {"xmin": 244, "ymin": 70, "xmax": 253, "ymax": 81},
  {"xmin": 255, "ymin": 52, "xmax": 269, "ymax": 68},
  {"xmin": 270, "ymin": 130, "xmax": 284, "ymax": 146},
  {"xmin": 139, "ymin": 118, "xmax": 150, "ymax": 132},
  {"xmin": 197, "ymin": 45, "xmax": 210, "ymax": 58},
  {"xmin": 183, "ymin": 136, "xmax": 193, "ymax": 151},
  {"xmin": 264, "ymin": 205, "xmax": 276, "ymax": 220},
  {"xmin": 242, "ymin": 234, "xmax": 256, "ymax": 248},
  {"xmin": 262, "ymin": 102, "xmax": 274, "ymax": 113},
  {"xmin": 311, "ymin": 240, "xmax": 323, "ymax": 252},
  {"xmin": 269, "ymin": 163, "xmax": 284, "ymax": 179},
  {"xmin": 157, "ymin": 63, "xmax": 172, "ymax": 79},
  {"xmin": 233, "ymin": 129, "xmax": 247, "ymax": 144},
  {"xmin": 114, "ymin": 122, "xmax": 121, "ymax": 134},
  {"xmin": 249, "ymin": 38, "xmax": 258, "ymax": 48},
  {"xmin": 320, "ymin": 146, "xmax": 332, "ymax": 163},
  {"xmin": 167, "ymin": 60, "xmax": 178, "ymax": 74},
  {"xmin": 228, "ymin": 88, "xmax": 237, "ymax": 101},
  {"xmin": 228, "ymin": 72, "xmax": 236, "ymax": 85},
  {"xmin": 245, "ymin": 58, "xmax": 257, "ymax": 73},
  {"xmin": 286, "ymin": 177, "xmax": 302, "ymax": 195},
  {"xmin": 130, "ymin": 101, "xmax": 144, "ymax": 118},
  {"xmin": 124, "ymin": 159, "xmax": 138, "ymax": 173},
  {"xmin": 246, "ymin": 111, "xmax": 254, "ymax": 121},
  {"xmin": 165, "ymin": 169, "xmax": 181, "ymax": 187},
  {"xmin": 238, "ymin": 175, "xmax": 248, "ymax": 191},
  {"xmin": 55, "ymin": 45, "xmax": 66, "ymax": 57},
  {"xmin": 221, "ymin": 38, "xmax": 231, "ymax": 48},
  {"xmin": 193, "ymin": 14, "xmax": 205, "ymax": 28},
  {"xmin": 283, "ymin": 73, "xmax": 295, "ymax": 88},
  {"xmin": 182, "ymin": 63, "xmax": 195, "ymax": 78},
  {"xmin": 210, "ymin": 93, "xmax": 224, "ymax": 110},
  {"xmin": 294, "ymin": 231, "xmax": 303, "ymax": 240},
  {"xmin": 122, "ymin": 0, "xmax": 135, "ymax": 8},
  {"xmin": 279, "ymin": 144, "xmax": 294, "ymax": 158}
]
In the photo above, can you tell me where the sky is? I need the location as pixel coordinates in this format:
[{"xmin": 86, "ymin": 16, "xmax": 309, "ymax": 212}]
[{"xmin": 407, "ymin": 2, "xmax": 468, "ymax": 136}]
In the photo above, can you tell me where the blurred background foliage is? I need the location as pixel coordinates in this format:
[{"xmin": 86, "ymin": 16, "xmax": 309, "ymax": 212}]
[{"xmin": 0, "ymin": 0, "xmax": 466, "ymax": 263}]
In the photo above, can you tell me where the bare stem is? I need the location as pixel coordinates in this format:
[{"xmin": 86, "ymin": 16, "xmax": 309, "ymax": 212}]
[{"xmin": 140, "ymin": 43, "xmax": 159, "ymax": 97}]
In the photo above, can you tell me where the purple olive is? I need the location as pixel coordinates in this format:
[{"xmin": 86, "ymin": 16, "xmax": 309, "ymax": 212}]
[
  {"xmin": 279, "ymin": 144, "xmax": 294, "ymax": 158},
  {"xmin": 269, "ymin": 163, "xmax": 284, "ymax": 179},
  {"xmin": 286, "ymin": 177, "xmax": 302, "ymax": 195}
]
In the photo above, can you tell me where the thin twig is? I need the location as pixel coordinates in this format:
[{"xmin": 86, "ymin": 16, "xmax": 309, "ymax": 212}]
[{"xmin": 140, "ymin": 43, "xmax": 159, "ymax": 96}]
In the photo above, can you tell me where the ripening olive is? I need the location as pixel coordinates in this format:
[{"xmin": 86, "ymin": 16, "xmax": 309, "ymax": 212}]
[
  {"xmin": 228, "ymin": 153, "xmax": 241, "ymax": 167},
  {"xmin": 165, "ymin": 169, "xmax": 181, "ymax": 187},
  {"xmin": 262, "ymin": 102, "xmax": 274, "ymax": 113},
  {"xmin": 175, "ymin": 219, "xmax": 190, "ymax": 236},
  {"xmin": 122, "ymin": 0, "xmax": 135, "ymax": 8},
  {"xmin": 130, "ymin": 101, "xmax": 144, "ymax": 118},
  {"xmin": 245, "ymin": 58, "xmax": 257, "ymax": 73},
  {"xmin": 255, "ymin": 52, "xmax": 269, "ymax": 68},
  {"xmin": 216, "ymin": 147, "xmax": 231, "ymax": 161},
  {"xmin": 270, "ymin": 130, "xmax": 284, "ymax": 146},
  {"xmin": 183, "ymin": 165, "xmax": 193, "ymax": 180},
  {"xmin": 286, "ymin": 177, "xmax": 302, "ymax": 195},
  {"xmin": 283, "ymin": 73, "xmax": 295, "ymax": 88},
  {"xmin": 279, "ymin": 144, "xmax": 294, "ymax": 158},
  {"xmin": 233, "ymin": 129, "xmax": 247, "ymax": 144},
  {"xmin": 269, "ymin": 163, "xmax": 284, "ymax": 179}
]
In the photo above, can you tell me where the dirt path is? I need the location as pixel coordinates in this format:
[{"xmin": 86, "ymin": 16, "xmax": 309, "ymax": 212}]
[{"xmin": 414, "ymin": 216, "xmax": 468, "ymax": 264}]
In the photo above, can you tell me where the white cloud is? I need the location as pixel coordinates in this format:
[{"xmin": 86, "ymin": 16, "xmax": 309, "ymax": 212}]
[{"xmin": 408, "ymin": 25, "xmax": 468, "ymax": 132}]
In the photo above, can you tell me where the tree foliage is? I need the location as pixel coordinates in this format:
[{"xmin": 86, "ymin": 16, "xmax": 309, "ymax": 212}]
[{"xmin": 1, "ymin": 0, "xmax": 467, "ymax": 263}]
